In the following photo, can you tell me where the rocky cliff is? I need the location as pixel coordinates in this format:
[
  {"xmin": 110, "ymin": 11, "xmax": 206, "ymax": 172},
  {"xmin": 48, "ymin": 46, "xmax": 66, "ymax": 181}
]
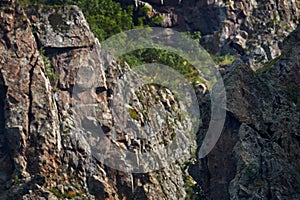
[
  {"xmin": 190, "ymin": 23, "xmax": 300, "ymax": 199},
  {"xmin": 0, "ymin": 1, "xmax": 197, "ymax": 199},
  {"xmin": 128, "ymin": 0, "xmax": 300, "ymax": 70},
  {"xmin": 0, "ymin": 0, "xmax": 299, "ymax": 199}
]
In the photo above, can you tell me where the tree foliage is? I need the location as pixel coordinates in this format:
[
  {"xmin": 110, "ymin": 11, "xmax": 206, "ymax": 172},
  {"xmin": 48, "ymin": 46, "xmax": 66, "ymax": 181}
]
[{"xmin": 20, "ymin": 0, "xmax": 135, "ymax": 41}]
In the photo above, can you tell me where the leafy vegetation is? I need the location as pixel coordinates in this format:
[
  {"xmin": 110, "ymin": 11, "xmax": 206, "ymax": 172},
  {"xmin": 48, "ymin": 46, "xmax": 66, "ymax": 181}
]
[
  {"xmin": 119, "ymin": 48, "xmax": 206, "ymax": 87},
  {"xmin": 255, "ymin": 55, "xmax": 281, "ymax": 74},
  {"xmin": 150, "ymin": 14, "xmax": 164, "ymax": 25},
  {"xmin": 184, "ymin": 31, "xmax": 201, "ymax": 42},
  {"xmin": 49, "ymin": 187, "xmax": 83, "ymax": 199},
  {"xmin": 76, "ymin": 0, "xmax": 134, "ymax": 41},
  {"xmin": 211, "ymin": 53, "xmax": 235, "ymax": 65},
  {"xmin": 128, "ymin": 108, "xmax": 140, "ymax": 120},
  {"xmin": 40, "ymin": 48, "xmax": 58, "ymax": 86},
  {"xmin": 19, "ymin": 0, "xmax": 163, "ymax": 40},
  {"xmin": 20, "ymin": 0, "xmax": 135, "ymax": 41},
  {"xmin": 184, "ymin": 174, "xmax": 203, "ymax": 200}
]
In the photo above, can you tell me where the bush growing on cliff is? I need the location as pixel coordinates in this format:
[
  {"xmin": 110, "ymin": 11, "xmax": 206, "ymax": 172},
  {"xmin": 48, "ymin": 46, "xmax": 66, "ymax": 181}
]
[
  {"xmin": 211, "ymin": 53, "xmax": 235, "ymax": 65},
  {"xmin": 119, "ymin": 47, "xmax": 206, "ymax": 87},
  {"xmin": 76, "ymin": 0, "xmax": 134, "ymax": 41},
  {"xmin": 40, "ymin": 48, "xmax": 58, "ymax": 86}
]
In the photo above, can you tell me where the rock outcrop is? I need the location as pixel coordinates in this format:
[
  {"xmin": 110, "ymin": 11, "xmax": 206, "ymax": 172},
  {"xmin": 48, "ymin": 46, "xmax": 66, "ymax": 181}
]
[
  {"xmin": 192, "ymin": 25, "xmax": 300, "ymax": 199},
  {"xmin": 0, "ymin": 0, "xmax": 299, "ymax": 199},
  {"xmin": 0, "ymin": 1, "xmax": 197, "ymax": 199},
  {"xmin": 0, "ymin": 0, "xmax": 61, "ymax": 198},
  {"xmin": 127, "ymin": 0, "xmax": 300, "ymax": 70}
]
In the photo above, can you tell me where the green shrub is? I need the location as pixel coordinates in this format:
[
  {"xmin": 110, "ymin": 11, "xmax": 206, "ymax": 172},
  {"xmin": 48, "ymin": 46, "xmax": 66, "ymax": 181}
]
[
  {"xmin": 255, "ymin": 55, "xmax": 281, "ymax": 74},
  {"xmin": 184, "ymin": 31, "xmax": 201, "ymax": 42},
  {"xmin": 184, "ymin": 174, "xmax": 203, "ymax": 200},
  {"xmin": 78, "ymin": 0, "xmax": 134, "ymax": 41},
  {"xmin": 40, "ymin": 48, "xmax": 58, "ymax": 86},
  {"xmin": 211, "ymin": 53, "xmax": 235, "ymax": 65},
  {"xmin": 150, "ymin": 14, "xmax": 164, "ymax": 25},
  {"xmin": 140, "ymin": 4, "xmax": 152, "ymax": 14},
  {"xmin": 119, "ymin": 48, "xmax": 205, "ymax": 86},
  {"xmin": 128, "ymin": 108, "xmax": 140, "ymax": 120},
  {"xmin": 20, "ymin": 0, "xmax": 135, "ymax": 41}
]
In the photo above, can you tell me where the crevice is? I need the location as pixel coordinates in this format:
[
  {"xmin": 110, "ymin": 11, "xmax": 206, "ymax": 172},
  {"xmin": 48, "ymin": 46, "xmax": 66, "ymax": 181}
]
[
  {"xmin": 261, "ymin": 44, "xmax": 272, "ymax": 60},
  {"xmin": 0, "ymin": 68, "xmax": 14, "ymax": 192},
  {"xmin": 0, "ymin": 73, "xmax": 7, "ymax": 135},
  {"xmin": 31, "ymin": 30, "xmax": 92, "ymax": 56},
  {"xmin": 32, "ymin": 32, "xmax": 42, "ymax": 50},
  {"xmin": 57, "ymin": 85, "xmax": 74, "ymax": 96},
  {"xmin": 194, "ymin": 111, "xmax": 240, "ymax": 200},
  {"xmin": 0, "ymin": 74, "xmax": 7, "ymax": 135},
  {"xmin": 44, "ymin": 45, "xmax": 93, "ymax": 56},
  {"xmin": 95, "ymin": 86, "xmax": 106, "ymax": 95},
  {"xmin": 101, "ymin": 125, "xmax": 111, "ymax": 134},
  {"xmin": 25, "ymin": 53, "xmax": 37, "ymax": 175},
  {"xmin": 247, "ymin": 123, "xmax": 270, "ymax": 139},
  {"xmin": 28, "ymin": 54, "xmax": 37, "ymax": 128},
  {"xmin": 3, "ymin": 32, "xmax": 12, "ymax": 50}
]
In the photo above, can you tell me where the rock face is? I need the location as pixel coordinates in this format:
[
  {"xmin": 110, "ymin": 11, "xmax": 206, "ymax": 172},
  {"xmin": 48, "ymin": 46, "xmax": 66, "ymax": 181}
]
[
  {"xmin": 129, "ymin": 0, "xmax": 300, "ymax": 69},
  {"xmin": 0, "ymin": 1, "xmax": 61, "ymax": 198},
  {"xmin": 0, "ymin": 1, "xmax": 197, "ymax": 199},
  {"xmin": 0, "ymin": 0, "xmax": 299, "ymax": 199},
  {"xmin": 192, "ymin": 26, "xmax": 300, "ymax": 199}
]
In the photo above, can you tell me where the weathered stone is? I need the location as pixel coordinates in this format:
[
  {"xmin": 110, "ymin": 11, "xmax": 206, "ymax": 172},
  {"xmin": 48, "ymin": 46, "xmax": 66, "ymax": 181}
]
[
  {"xmin": 126, "ymin": 0, "xmax": 299, "ymax": 69},
  {"xmin": 0, "ymin": 0, "xmax": 299, "ymax": 199},
  {"xmin": 195, "ymin": 25, "xmax": 300, "ymax": 199},
  {"xmin": 25, "ymin": 3, "xmax": 196, "ymax": 200},
  {"xmin": 27, "ymin": 5, "xmax": 94, "ymax": 48}
]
